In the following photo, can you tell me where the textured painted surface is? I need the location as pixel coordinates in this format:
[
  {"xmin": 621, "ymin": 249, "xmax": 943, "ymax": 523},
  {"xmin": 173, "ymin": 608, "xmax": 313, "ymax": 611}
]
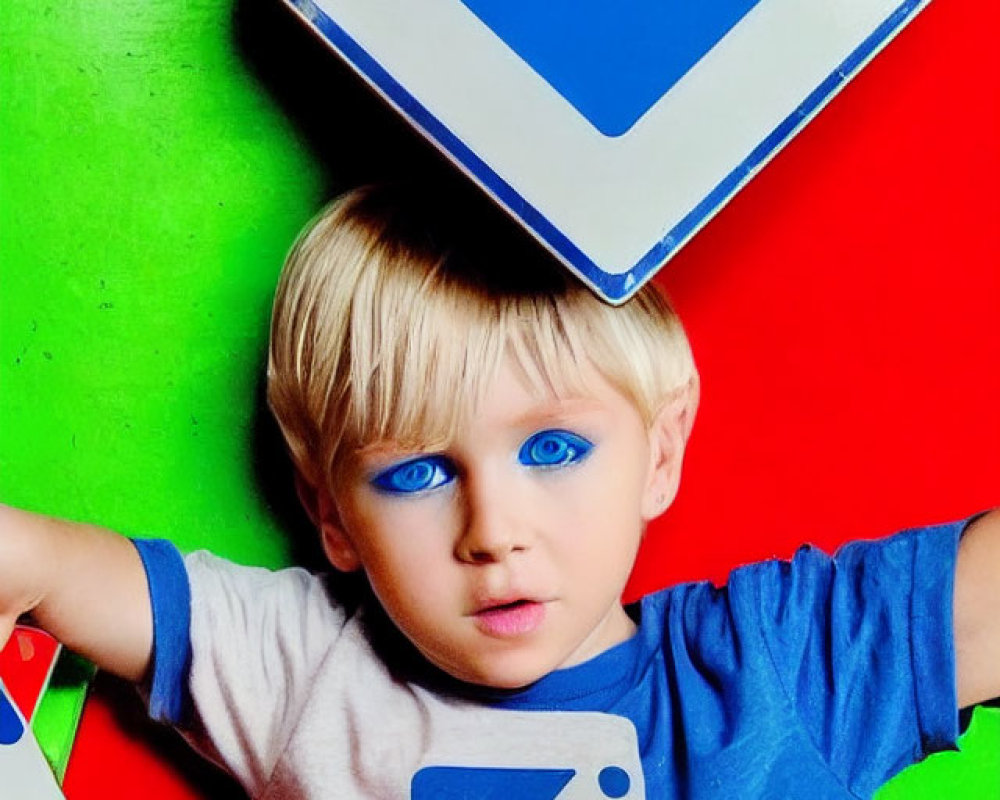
[
  {"xmin": 0, "ymin": 1, "xmax": 324, "ymax": 796},
  {"xmin": 0, "ymin": 1, "xmax": 320, "ymax": 564},
  {"xmin": 1, "ymin": 0, "xmax": 997, "ymax": 798}
]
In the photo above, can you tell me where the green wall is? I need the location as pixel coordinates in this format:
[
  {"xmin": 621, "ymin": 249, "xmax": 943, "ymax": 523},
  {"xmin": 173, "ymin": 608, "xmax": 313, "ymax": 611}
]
[
  {"xmin": 0, "ymin": 1, "xmax": 321, "ymax": 565},
  {"xmin": 0, "ymin": 1, "xmax": 995, "ymax": 797}
]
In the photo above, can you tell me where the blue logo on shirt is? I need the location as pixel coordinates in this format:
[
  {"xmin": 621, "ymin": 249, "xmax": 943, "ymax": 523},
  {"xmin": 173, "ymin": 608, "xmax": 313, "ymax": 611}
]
[
  {"xmin": 412, "ymin": 765, "xmax": 632, "ymax": 798},
  {"xmin": 458, "ymin": 0, "xmax": 761, "ymax": 136}
]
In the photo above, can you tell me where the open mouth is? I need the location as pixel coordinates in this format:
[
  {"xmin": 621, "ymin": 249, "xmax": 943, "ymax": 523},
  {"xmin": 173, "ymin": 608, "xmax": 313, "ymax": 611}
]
[
  {"xmin": 488, "ymin": 599, "xmax": 532, "ymax": 612},
  {"xmin": 474, "ymin": 599, "xmax": 546, "ymax": 637}
]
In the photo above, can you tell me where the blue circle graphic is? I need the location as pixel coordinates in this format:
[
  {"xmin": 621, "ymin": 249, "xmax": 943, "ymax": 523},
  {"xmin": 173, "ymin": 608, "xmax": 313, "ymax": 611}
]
[{"xmin": 598, "ymin": 765, "xmax": 630, "ymax": 798}]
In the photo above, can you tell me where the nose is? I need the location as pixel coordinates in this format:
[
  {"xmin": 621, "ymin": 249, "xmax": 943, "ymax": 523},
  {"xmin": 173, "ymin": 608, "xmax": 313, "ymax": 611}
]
[{"xmin": 454, "ymin": 474, "xmax": 526, "ymax": 564}]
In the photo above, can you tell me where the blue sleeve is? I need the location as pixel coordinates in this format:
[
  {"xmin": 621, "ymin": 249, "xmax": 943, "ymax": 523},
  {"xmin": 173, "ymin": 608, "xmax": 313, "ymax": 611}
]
[
  {"xmin": 131, "ymin": 538, "xmax": 191, "ymax": 725},
  {"xmin": 734, "ymin": 520, "xmax": 964, "ymax": 795}
]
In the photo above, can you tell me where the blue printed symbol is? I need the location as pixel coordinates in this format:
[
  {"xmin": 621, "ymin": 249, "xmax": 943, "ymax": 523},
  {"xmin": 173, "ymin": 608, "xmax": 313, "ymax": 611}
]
[
  {"xmin": 412, "ymin": 766, "xmax": 633, "ymax": 798},
  {"xmin": 412, "ymin": 767, "xmax": 574, "ymax": 799},
  {"xmin": 459, "ymin": 0, "xmax": 761, "ymax": 136},
  {"xmin": 0, "ymin": 689, "xmax": 25, "ymax": 745},
  {"xmin": 598, "ymin": 766, "xmax": 631, "ymax": 798}
]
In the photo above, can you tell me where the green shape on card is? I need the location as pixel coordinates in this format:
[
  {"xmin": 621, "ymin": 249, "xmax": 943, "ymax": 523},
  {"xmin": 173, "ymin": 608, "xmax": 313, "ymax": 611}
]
[{"xmin": 31, "ymin": 651, "xmax": 96, "ymax": 783}]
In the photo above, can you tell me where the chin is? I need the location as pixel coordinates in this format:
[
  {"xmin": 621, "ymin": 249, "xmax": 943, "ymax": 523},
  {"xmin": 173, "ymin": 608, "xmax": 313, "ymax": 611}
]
[
  {"xmin": 454, "ymin": 654, "xmax": 555, "ymax": 691},
  {"xmin": 475, "ymin": 672, "xmax": 540, "ymax": 691}
]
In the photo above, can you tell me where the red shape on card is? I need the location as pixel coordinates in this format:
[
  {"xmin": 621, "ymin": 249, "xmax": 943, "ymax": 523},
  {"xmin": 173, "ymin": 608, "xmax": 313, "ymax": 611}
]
[{"xmin": 0, "ymin": 626, "xmax": 61, "ymax": 720}]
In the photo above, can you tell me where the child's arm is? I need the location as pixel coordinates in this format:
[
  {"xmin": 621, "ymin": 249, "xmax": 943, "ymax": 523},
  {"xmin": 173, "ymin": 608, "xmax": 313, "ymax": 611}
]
[
  {"xmin": 954, "ymin": 509, "xmax": 1000, "ymax": 708},
  {"xmin": 0, "ymin": 505, "xmax": 152, "ymax": 683}
]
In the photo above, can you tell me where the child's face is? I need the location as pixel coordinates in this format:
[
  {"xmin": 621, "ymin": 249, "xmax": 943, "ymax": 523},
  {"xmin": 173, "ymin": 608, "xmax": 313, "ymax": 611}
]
[{"xmin": 321, "ymin": 358, "xmax": 676, "ymax": 689}]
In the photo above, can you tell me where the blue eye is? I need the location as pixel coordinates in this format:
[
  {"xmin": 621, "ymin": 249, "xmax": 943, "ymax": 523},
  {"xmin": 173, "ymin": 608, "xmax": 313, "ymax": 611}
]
[
  {"xmin": 371, "ymin": 455, "xmax": 456, "ymax": 495},
  {"xmin": 518, "ymin": 429, "xmax": 594, "ymax": 468}
]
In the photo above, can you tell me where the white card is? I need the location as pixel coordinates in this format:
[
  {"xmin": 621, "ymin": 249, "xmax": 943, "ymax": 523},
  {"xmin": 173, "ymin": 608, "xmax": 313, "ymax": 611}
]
[{"xmin": 0, "ymin": 677, "xmax": 66, "ymax": 800}]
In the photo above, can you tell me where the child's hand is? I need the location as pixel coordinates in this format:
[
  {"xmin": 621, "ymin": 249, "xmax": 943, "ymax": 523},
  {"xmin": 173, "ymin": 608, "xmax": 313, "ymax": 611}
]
[{"xmin": 0, "ymin": 505, "xmax": 153, "ymax": 682}]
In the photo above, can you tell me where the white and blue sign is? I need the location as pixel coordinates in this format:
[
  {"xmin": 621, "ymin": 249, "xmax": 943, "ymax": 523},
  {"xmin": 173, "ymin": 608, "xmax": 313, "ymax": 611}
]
[{"xmin": 286, "ymin": 0, "xmax": 929, "ymax": 302}]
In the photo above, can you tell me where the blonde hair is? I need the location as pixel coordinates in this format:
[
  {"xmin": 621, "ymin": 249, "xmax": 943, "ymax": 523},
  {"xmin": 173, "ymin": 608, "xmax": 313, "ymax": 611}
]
[{"xmin": 267, "ymin": 185, "xmax": 697, "ymax": 494}]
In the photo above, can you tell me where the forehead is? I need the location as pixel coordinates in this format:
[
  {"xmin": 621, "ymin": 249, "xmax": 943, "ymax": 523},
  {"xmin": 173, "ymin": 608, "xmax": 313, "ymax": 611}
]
[
  {"xmin": 356, "ymin": 356, "xmax": 631, "ymax": 458},
  {"xmin": 480, "ymin": 357, "xmax": 623, "ymax": 422}
]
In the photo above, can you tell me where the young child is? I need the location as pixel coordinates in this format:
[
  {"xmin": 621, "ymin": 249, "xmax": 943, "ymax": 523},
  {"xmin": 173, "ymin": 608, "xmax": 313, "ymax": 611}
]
[{"xmin": 1, "ymin": 185, "xmax": 998, "ymax": 799}]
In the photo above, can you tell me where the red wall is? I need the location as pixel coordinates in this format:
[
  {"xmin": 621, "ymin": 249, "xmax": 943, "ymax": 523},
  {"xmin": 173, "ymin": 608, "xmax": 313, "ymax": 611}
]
[{"xmin": 633, "ymin": 0, "xmax": 999, "ymax": 596}]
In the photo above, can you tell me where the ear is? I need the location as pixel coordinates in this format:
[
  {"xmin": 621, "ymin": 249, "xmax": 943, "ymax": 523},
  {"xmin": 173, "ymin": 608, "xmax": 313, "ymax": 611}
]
[
  {"xmin": 294, "ymin": 472, "xmax": 363, "ymax": 573},
  {"xmin": 640, "ymin": 374, "xmax": 699, "ymax": 522}
]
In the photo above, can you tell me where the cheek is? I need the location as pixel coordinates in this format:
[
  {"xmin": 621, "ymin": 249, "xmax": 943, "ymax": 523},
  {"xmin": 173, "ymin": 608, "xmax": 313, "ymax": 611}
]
[
  {"xmin": 578, "ymin": 454, "xmax": 649, "ymax": 522},
  {"xmin": 559, "ymin": 464, "xmax": 648, "ymax": 566},
  {"xmin": 349, "ymin": 491, "xmax": 454, "ymax": 552},
  {"xmin": 349, "ymin": 503, "xmax": 458, "ymax": 599},
  {"xmin": 362, "ymin": 547, "xmax": 447, "ymax": 638}
]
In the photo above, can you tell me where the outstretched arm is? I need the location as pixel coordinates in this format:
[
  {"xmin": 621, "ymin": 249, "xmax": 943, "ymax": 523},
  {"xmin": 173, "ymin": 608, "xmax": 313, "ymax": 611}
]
[
  {"xmin": 0, "ymin": 505, "xmax": 152, "ymax": 682},
  {"xmin": 954, "ymin": 509, "xmax": 1000, "ymax": 708}
]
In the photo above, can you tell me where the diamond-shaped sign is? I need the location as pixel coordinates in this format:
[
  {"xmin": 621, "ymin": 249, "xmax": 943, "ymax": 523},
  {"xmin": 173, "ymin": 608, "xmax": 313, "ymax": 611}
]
[{"xmin": 285, "ymin": 0, "xmax": 930, "ymax": 302}]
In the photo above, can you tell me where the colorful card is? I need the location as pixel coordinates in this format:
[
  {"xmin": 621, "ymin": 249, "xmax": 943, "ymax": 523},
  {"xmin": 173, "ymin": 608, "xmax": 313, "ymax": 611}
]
[
  {"xmin": 0, "ymin": 624, "xmax": 93, "ymax": 785},
  {"xmin": 0, "ymin": 676, "xmax": 66, "ymax": 799}
]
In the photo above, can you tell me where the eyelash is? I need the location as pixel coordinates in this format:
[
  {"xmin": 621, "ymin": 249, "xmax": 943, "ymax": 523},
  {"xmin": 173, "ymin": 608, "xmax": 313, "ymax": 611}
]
[{"xmin": 369, "ymin": 429, "xmax": 595, "ymax": 495}]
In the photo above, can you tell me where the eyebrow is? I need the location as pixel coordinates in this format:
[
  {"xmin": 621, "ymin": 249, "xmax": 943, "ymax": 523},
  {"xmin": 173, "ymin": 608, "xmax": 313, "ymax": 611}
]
[
  {"xmin": 509, "ymin": 395, "xmax": 606, "ymax": 428},
  {"xmin": 351, "ymin": 394, "xmax": 608, "ymax": 465}
]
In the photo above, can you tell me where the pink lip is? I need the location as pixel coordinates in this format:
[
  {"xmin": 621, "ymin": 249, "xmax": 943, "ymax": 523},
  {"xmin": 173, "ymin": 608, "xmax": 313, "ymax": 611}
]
[{"xmin": 473, "ymin": 600, "xmax": 546, "ymax": 637}]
